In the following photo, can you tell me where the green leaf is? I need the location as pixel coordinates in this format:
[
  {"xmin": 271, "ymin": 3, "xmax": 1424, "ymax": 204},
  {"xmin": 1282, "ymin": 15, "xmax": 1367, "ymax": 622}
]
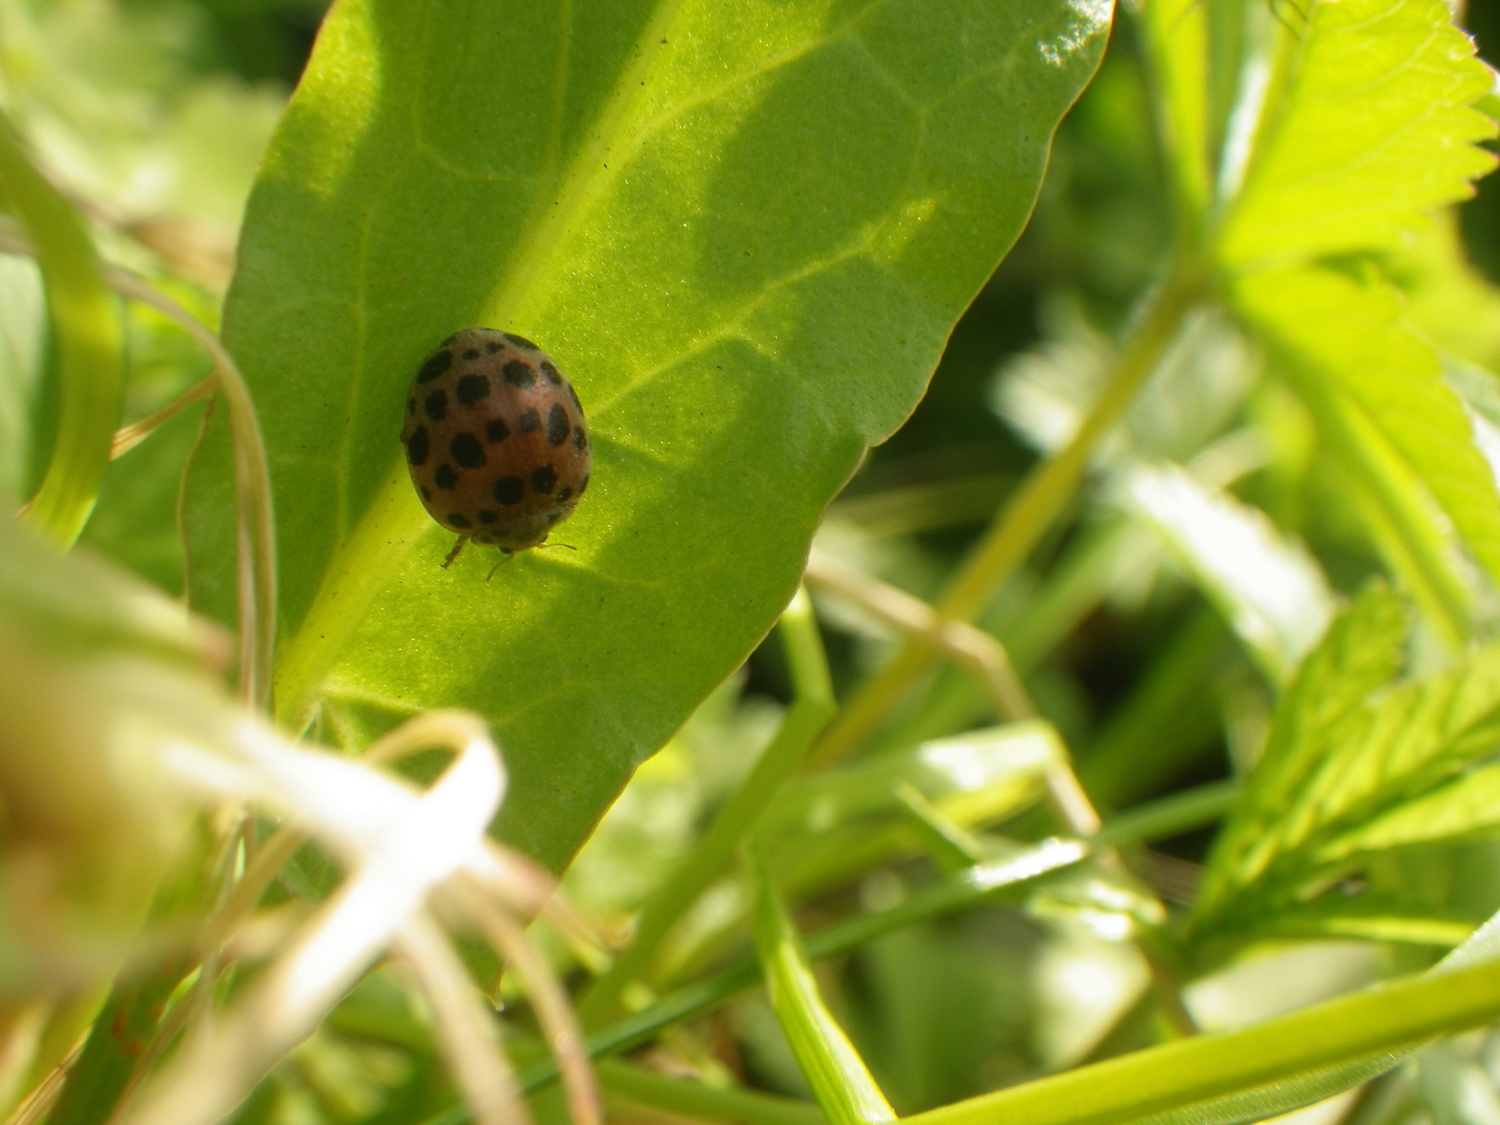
[
  {"xmin": 1218, "ymin": 0, "xmax": 1496, "ymax": 269},
  {"xmin": 1195, "ymin": 589, "xmax": 1500, "ymax": 942},
  {"xmin": 183, "ymin": 0, "xmax": 1111, "ymax": 868},
  {"xmin": 1316, "ymin": 761, "xmax": 1500, "ymax": 863},
  {"xmin": 753, "ymin": 856, "xmax": 896, "ymax": 1125},
  {"xmin": 1233, "ymin": 264, "xmax": 1500, "ymax": 619},
  {"xmin": 1195, "ymin": 585, "xmax": 1406, "ymax": 920}
]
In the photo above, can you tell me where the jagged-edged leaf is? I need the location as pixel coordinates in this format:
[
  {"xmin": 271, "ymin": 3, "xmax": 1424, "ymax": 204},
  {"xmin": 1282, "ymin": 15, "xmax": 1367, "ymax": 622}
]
[
  {"xmin": 1195, "ymin": 591, "xmax": 1500, "ymax": 940},
  {"xmin": 1234, "ymin": 264, "xmax": 1500, "ymax": 597},
  {"xmin": 182, "ymin": 0, "xmax": 1109, "ymax": 867},
  {"xmin": 1195, "ymin": 586, "xmax": 1406, "ymax": 919},
  {"xmin": 1316, "ymin": 762, "xmax": 1500, "ymax": 863},
  {"xmin": 1219, "ymin": 0, "xmax": 1496, "ymax": 269},
  {"xmin": 1122, "ymin": 461, "xmax": 1333, "ymax": 685}
]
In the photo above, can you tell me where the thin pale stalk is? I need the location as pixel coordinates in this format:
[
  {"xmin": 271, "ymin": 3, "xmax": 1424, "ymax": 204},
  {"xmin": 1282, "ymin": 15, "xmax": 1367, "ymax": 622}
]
[
  {"xmin": 805, "ymin": 549, "xmax": 1099, "ymax": 836},
  {"xmin": 111, "ymin": 378, "xmax": 216, "ymax": 457},
  {"xmin": 396, "ymin": 914, "xmax": 526, "ymax": 1125},
  {"xmin": 454, "ymin": 878, "xmax": 600, "ymax": 1125},
  {"xmin": 0, "ymin": 217, "xmax": 277, "ymax": 708},
  {"xmin": 808, "ymin": 269, "xmax": 1206, "ymax": 768}
]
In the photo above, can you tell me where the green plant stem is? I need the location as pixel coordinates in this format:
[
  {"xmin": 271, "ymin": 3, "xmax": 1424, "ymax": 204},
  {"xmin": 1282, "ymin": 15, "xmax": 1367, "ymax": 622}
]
[
  {"xmin": 575, "ymin": 587, "xmax": 835, "ymax": 1027},
  {"xmin": 904, "ymin": 957, "xmax": 1500, "ymax": 1125},
  {"xmin": 0, "ymin": 110, "xmax": 122, "ymax": 548},
  {"xmin": 1088, "ymin": 779, "xmax": 1239, "ymax": 850},
  {"xmin": 752, "ymin": 854, "xmax": 896, "ymax": 1125},
  {"xmin": 596, "ymin": 1059, "xmax": 825, "ymax": 1125},
  {"xmin": 809, "ymin": 267, "xmax": 1206, "ymax": 768}
]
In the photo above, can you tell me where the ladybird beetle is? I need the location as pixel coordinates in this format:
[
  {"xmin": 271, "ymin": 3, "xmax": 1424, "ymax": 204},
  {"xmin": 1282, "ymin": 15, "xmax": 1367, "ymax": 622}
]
[{"xmin": 401, "ymin": 328, "xmax": 591, "ymax": 568}]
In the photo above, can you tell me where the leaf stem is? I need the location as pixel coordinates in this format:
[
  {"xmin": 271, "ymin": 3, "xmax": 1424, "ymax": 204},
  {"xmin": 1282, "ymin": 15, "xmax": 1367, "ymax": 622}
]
[
  {"xmin": 809, "ymin": 266, "xmax": 1207, "ymax": 768},
  {"xmin": 752, "ymin": 854, "xmax": 896, "ymax": 1125},
  {"xmin": 903, "ymin": 957, "xmax": 1500, "ymax": 1125},
  {"xmin": 0, "ymin": 110, "xmax": 122, "ymax": 548},
  {"xmin": 574, "ymin": 586, "xmax": 835, "ymax": 1026}
]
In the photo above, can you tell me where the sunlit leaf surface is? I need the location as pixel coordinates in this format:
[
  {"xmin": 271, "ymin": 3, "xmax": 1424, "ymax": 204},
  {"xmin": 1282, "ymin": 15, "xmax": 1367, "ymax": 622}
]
[
  {"xmin": 1219, "ymin": 0, "xmax": 1496, "ymax": 268},
  {"xmin": 184, "ymin": 0, "xmax": 1109, "ymax": 866}
]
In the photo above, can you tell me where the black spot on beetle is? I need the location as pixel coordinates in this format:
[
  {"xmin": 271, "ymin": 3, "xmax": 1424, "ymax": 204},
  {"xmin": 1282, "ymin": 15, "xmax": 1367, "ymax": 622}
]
[
  {"xmin": 555, "ymin": 486, "xmax": 572, "ymax": 503},
  {"xmin": 456, "ymin": 374, "xmax": 490, "ymax": 405},
  {"xmin": 547, "ymin": 404, "xmax": 570, "ymax": 446},
  {"xmin": 572, "ymin": 427, "xmax": 587, "ymax": 452},
  {"xmin": 406, "ymin": 426, "xmax": 430, "ymax": 466},
  {"xmin": 504, "ymin": 333, "xmax": 538, "ymax": 350},
  {"xmin": 578, "ymin": 473, "xmax": 590, "ymax": 495},
  {"xmin": 451, "ymin": 432, "xmax": 486, "ymax": 469},
  {"xmin": 407, "ymin": 397, "xmax": 415, "ymax": 414},
  {"xmin": 420, "ymin": 485, "xmax": 431, "ymax": 501},
  {"xmin": 417, "ymin": 350, "xmax": 453, "ymax": 383},
  {"xmin": 434, "ymin": 463, "xmax": 457, "ymax": 489},
  {"xmin": 567, "ymin": 383, "xmax": 582, "ymax": 410},
  {"xmin": 448, "ymin": 513, "xmax": 472, "ymax": 529},
  {"xmin": 486, "ymin": 417, "xmax": 510, "ymax": 443},
  {"xmin": 440, "ymin": 332, "xmax": 460, "ymax": 347},
  {"xmin": 425, "ymin": 390, "xmax": 448, "ymax": 421},
  {"xmin": 540, "ymin": 360, "xmax": 563, "ymax": 386},
  {"xmin": 518, "ymin": 408, "xmax": 542, "ymax": 432},
  {"xmin": 546, "ymin": 509, "xmax": 566, "ymax": 525},
  {"xmin": 494, "ymin": 476, "xmax": 524, "ymax": 505},
  {"xmin": 531, "ymin": 464, "xmax": 557, "ymax": 494},
  {"xmin": 477, "ymin": 509, "xmax": 498, "ymax": 524},
  {"xmin": 462, "ymin": 348, "xmax": 480, "ymax": 360},
  {"xmin": 504, "ymin": 360, "xmax": 537, "ymax": 388},
  {"xmin": 486, "ymin": 341, "xmax": 503, "ymax": 354}
]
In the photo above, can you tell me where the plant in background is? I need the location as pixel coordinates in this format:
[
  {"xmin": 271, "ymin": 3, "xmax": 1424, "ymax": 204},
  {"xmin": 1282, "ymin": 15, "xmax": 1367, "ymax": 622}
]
[{"xmin": 10, "ymin": 0, "xmax": 1500, "ymax": 1124}]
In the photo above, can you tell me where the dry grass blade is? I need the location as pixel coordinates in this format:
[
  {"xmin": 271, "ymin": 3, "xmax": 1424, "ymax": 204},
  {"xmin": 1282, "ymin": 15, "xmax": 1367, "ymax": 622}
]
[
  {"xmin": 455, "ymin": 874, "xmax": 602, "ymax": 1125},
  {"xmin": 117, "ymin": 712, "xmax": 504, "ymax": 1125},
  {"xmin": 804, "ymin": 548, "xmax": 1101, "ymax": 835},
  {"xmin": 396, "ymin": 914, "xmax": 528, "ymax": 1125}
]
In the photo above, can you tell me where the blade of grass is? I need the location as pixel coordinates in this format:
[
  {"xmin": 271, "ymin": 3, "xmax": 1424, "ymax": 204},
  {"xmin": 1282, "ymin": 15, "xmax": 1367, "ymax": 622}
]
[
  {"xmin": 751, "ymin": 853, "xmax": 895, "ymax": 1125},
  {"xmin": 575, "ymin": 586, "xmax": 835, "ymax": 1027},
  {"xmin": 904, "ymin": 957, "xmax": 1500, "ymax": 1125},
  {"xmin": 0, "ymin": 110, "xmax": 122, "ymax": 548}
]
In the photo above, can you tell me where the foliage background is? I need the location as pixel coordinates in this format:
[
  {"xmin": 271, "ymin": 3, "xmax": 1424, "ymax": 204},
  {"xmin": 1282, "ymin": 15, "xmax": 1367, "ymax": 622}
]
[{"xmin": 12, "ymin": 0, "xmax": 1500, "ymax": 1123}]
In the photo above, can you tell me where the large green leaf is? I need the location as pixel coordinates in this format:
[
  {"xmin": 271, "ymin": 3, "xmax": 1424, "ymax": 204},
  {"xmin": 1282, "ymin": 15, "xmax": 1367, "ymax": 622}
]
[{"xmin": 184, "ymin": 0, "xmax": 1109, "ymax": 867}]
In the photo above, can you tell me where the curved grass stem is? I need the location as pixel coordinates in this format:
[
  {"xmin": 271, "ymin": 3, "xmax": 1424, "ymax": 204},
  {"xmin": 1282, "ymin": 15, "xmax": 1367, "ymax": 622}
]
[
  {"xmin": 0, "ymin": 111, "xmax": 122, "ymax": 549},
  {"xmin": 0, "ymin": 217, "xmax": 277, "ymax": 708}
]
